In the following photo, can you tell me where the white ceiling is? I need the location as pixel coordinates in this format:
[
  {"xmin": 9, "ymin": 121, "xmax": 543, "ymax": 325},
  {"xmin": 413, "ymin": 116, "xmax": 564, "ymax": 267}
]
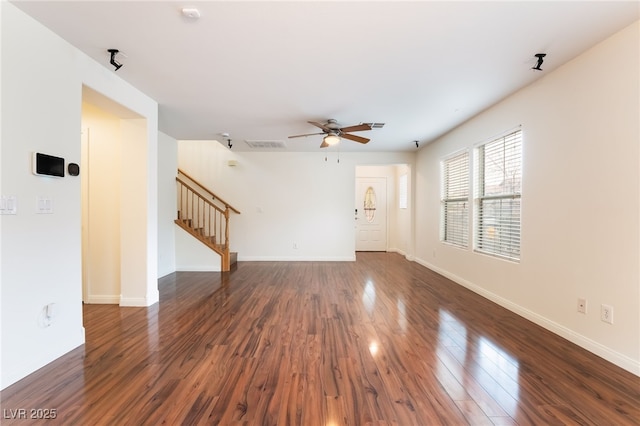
[{"xmin": 11, "ymin": 1, "xmax": 639, "ymax": 152}]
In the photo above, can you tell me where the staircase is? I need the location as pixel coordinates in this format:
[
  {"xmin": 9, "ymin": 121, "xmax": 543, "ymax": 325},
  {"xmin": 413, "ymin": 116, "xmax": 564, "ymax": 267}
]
[{"xmin": 175, "ymin": 169, "xmax": 240, "ymax": 271}]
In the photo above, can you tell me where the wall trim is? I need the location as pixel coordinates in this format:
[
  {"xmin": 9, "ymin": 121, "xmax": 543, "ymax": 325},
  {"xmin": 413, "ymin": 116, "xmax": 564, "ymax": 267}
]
[
  {"xmin": 387, "ymin": 247, "xmax": 414, "ymax": 261},
  {"xmin": 176, "ymin": 266, "xmax": 221, "ymax": 272},
  {"xmin": 85, "ymin": 295, "xmax": 120, "ymax": 304},
  {"xmin": 414, "ymin": 256, "xmax": 640, "ymax": 377},
  {"xmin": 239, "ymin": 255, "xmax": 356, "ymax": 262},
  {"xmin": 119, "ymin": 296, "xmax": 157, "ymax": 307}
]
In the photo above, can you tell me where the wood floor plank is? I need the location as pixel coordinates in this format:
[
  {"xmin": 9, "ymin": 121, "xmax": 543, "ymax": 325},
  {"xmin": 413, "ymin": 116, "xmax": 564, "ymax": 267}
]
[
  {"xmin": 337, "ymin": 356, "xmax": 377, "ymax": 425},
  {"xmin": 1, "ymin": 253, "xmax": 638, "ymax": 425},
  {"xmin": 454, "ymin": 399, "xmax": 494, "ymax": 425},
  {"xmin": 301, "ymin": 334, "xmax": 325, "ymax": 426},
  {"xmin": 435, "ymin": 345, "xmax": 511, "ymax": 419}
]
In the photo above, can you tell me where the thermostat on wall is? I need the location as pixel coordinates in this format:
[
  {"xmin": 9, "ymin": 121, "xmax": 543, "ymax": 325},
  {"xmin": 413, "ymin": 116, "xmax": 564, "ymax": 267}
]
[{"xmin": 68, "ymin": 163, "xmax": 80, "ymax": 176}]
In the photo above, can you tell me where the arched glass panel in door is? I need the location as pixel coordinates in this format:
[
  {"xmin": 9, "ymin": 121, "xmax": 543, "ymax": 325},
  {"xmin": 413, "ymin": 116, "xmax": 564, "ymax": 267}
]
[{"xmin": 364, "ymin": 186, "xmax": 376, "ymax": 223}]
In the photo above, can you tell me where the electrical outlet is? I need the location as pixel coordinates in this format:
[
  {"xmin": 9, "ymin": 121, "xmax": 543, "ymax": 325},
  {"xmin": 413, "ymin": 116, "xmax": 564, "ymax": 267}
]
[
  {"xmin": 577, "ymin": 298, "xmax": 587, "ymax": 314},
  {"xmin": 601, "ymin": 304, "xmax": 614, "ymax": 324}
]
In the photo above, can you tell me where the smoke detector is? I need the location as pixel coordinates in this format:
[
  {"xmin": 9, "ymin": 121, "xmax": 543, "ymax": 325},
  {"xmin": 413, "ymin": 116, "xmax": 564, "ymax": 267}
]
[{"xmin": 181, "ymin": 8, "xmax": 201, "ymax": 19}]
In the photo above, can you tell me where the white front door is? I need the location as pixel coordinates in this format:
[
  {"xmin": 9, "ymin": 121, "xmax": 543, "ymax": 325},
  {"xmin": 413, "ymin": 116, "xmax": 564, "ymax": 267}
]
[{"xmin": 355, "ymin": 177, "xmax": 387, "ymax": 251}]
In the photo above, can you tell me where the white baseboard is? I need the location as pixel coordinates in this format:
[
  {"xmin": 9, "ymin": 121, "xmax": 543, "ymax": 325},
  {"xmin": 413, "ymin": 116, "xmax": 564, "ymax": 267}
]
[
  {"xmin": 414, "ymin": 257, "xmax": 640, "ymax": 377},
  {"xmin": 158, "ymin": 270, "xmax": 176, "ymax": 279},
  {"xmin": 86, "ymin": 293, "xmax": 159, "ymax": 307},
  {"xmin": 119, "ymin": 296, "xmax": 157, "ymax": 307},
  {"xmin": 239, "ymin": 255, "xmax": 356, "ymax": 262},
  {"xmin": 176, "ymin": 266, "xmax": 221, "ymax": 272},
  {"xmin": 85, "ymin": 294, "xmax": 120, "ymax": 304},
  {"xmin": 387, "ymin": 248, "xmax": 414, "ymax": 261}
]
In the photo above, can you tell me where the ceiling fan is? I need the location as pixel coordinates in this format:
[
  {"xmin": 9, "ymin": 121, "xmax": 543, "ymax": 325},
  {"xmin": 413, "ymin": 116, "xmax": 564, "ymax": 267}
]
[{"xmin": 288, "ymin": 119, "xmax": 372, "ymax": 148}]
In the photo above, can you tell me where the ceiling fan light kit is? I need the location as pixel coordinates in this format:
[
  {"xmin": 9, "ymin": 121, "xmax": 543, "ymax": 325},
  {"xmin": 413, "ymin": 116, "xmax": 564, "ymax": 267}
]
[{"xmin": 323, "ymin": 133, "xmax": 341, "ymax": 146}]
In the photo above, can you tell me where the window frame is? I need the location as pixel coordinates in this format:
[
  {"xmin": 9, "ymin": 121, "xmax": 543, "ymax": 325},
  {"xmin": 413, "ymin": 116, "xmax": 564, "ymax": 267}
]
[
  {"xmin": 474, "ymin": 129, "xmax": 522, "ymax": 261},
  {"xmin": 440, "ymin": 149, "xmax": 470, "ymax": 248}
]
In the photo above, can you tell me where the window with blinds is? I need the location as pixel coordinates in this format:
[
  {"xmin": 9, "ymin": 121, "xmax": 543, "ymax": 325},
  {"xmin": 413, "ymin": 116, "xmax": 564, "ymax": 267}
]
[
  {"xmin": 475, "ymin": 130, "xmax": 522, "ymax": 261},
  {"xmin": 441, "ymin": 151, "xmax": 469, "ymax": 248}
]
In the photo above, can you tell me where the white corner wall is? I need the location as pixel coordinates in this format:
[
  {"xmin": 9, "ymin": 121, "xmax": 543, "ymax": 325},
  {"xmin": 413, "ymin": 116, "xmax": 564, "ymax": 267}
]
[
  {"xmin": 391, "ymin": 165, "xmax": 413, "ymax": 259},
  {"xmin": 119, "ymin": 118, "xmax": 156, "ymax": 306},
  {"xmin": 158, "ymin": 131, "xmax": 177, "ymax": 277},
  {"xmin": 415, "ymin": 21, "xmax": 639, "ymax": 374},
  {"xmin": 177, "ymin": 140, "xmax": 415, "ymax": 262},
  {"xmin": 1, "ymin": 2, "xmax": 159, "ymax": 389},
  {"xmin": 81, "ymin": 103, "xmax": 122, "ymax": 303}
]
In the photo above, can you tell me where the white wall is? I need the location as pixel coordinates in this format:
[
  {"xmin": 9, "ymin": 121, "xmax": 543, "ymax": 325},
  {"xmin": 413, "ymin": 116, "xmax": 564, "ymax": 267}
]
[
  {"xmin": 392, "ymin": 165, "xmax": 413, "ymax": 258},
  {"xmin": 1, "ymin": 2, "xmax": 159, "ymax": 389},
  {"xmin": 119, "ymin": 118, "xmax": 155, "ymax": 306},
  {"xmin": 414, "ymin": 21, "xmax": 639, "ymax": 374},
  {"xmin": 175, "ymin": 227, "xmax": 221, "ymax": 271},
  {"xmin": 158, "ymin": 132, "xmax": 177, "ymax": 277},
  {"xmin": 81, "ymin": 102, "xmax": 122, "ymax": 303},
  {"xmin": 178, "ymin": 140, "xmax": 415, "ymax": 262}
]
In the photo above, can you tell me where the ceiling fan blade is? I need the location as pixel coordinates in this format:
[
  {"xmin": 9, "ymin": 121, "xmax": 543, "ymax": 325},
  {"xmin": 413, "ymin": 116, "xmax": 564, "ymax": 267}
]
[
  {"xmin": 307, "ymin": 121, "xmax": 331, "ymax": 131},
  {"xmin": 341, "ymin": 133, "xmax": 370, "ymax": 144},
  {"xmin": 339, "ymin": 123, "xmax": 372, "ymax": 133},
  {"xmin": 288, "ymin": 132, "xmax": 324, "ymax": 139}
]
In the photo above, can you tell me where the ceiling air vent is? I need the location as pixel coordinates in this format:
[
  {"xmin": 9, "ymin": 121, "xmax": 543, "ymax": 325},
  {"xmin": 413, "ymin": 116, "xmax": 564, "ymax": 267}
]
[
  {"xmin": 364, "ymin": 122, "xmax": 385, "ymax": 129},
  {"xmin": 244, "ymin": 140, "xmax": 287, "ymax": 149}
]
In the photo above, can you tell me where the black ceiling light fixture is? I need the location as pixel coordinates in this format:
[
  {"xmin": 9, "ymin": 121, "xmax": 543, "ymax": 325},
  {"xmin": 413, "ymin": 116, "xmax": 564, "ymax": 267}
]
[
  {"xmin": 222, "ymin": 133, "xmax": 232, "ymax": 149},
  {"xmin": 107, "ymin": 49, "xmax": 123, "ymax": 71},
  {"xmin": 532, "ymin": 53, "xmax": 546, "ymax": 71}
]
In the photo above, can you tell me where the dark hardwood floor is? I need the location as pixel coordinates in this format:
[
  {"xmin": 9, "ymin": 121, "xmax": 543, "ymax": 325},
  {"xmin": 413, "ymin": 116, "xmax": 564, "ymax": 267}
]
[{"xmin": 2, "ymin": 252, "xmax": 639, "ymax": 425}]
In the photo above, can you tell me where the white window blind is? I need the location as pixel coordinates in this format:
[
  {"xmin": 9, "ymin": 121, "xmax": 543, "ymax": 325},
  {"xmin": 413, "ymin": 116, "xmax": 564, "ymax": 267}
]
[
  {"xmin": 475, "ymin": 130, "xmax": 522, "ymax": 260},
  {"xmin": 441, "ymin": 151, "xmax": 469, "ymax": 247},
  {"xmin": 399, "ymin": 173, "xmax": 408, "ymax": 209}
]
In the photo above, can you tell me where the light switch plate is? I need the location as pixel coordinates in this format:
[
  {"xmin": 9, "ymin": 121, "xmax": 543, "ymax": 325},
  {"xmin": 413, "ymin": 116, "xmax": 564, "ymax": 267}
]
[
  {"xmin": 36, "ymin": 196, "xmax": 53, "ymax": 214},
  {"xmin": 0, "ymin": 195, "xmax": 17, "ymax": 214}
]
